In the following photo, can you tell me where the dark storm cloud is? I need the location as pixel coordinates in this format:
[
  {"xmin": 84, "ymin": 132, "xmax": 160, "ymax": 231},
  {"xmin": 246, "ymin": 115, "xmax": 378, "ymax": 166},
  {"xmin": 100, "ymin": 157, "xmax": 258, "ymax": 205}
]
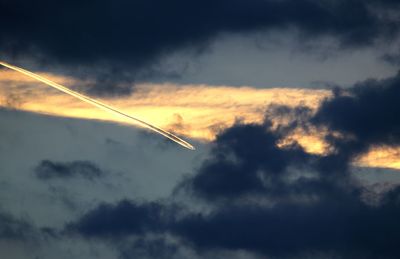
[
  {"xmin": 313, "ymin": 72, "xmax": 400, "ymax": 161},
  {"xmin": 1, "ymin": 0, "xmax": 399, "ymax": 93},
  {"xmin": 178, "ymin": 121, "xmax": 316, "ymax": 201},
  {"xmin": 175, "ymin": 103, "xmax": 358, "ymax": 202},
  {"xmin": 35, "ymin": 160, "xmax": 104, "ymax": 180}
]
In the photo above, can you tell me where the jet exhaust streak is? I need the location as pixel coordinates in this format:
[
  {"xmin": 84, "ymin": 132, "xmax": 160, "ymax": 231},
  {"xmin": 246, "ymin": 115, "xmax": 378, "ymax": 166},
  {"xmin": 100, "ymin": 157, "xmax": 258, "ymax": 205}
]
[{"xmin": 0, "ymin": 61, "xmax": 195, "ymax": 150}]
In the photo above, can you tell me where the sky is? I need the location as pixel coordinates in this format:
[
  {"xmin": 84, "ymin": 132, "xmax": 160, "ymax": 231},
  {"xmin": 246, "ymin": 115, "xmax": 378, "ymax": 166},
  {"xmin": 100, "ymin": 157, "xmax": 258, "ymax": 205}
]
[{"xmin": 1, "ymin": 0, "xmax": 400, "ymax": 258}]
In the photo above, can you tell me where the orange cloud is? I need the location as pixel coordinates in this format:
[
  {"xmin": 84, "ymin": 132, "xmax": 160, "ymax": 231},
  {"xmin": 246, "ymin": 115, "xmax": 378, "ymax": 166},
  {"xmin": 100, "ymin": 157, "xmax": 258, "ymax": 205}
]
[{"xmin": 0, "ymin": 70, "xmax": 399, "ymax": 170}]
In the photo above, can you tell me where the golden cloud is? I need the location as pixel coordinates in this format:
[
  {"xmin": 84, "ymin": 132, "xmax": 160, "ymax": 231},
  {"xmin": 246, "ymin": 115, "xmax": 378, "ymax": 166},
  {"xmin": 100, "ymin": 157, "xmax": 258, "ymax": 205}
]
[{"xmin": 0, "ymin": 70, "xmax": 399, "ymax": 170}]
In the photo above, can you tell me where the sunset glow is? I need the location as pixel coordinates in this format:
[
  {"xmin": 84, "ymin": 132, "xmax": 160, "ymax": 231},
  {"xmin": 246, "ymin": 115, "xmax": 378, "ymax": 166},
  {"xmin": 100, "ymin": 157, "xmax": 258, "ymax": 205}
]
[{"xmin": 1, "ymin": 70, "xmax": 399, "ymax": 170}]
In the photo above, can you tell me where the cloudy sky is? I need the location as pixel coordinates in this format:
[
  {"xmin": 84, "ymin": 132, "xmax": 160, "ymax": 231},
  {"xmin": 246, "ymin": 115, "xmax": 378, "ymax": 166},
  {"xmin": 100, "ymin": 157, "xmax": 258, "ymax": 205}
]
[{"xmin": 1, "ymin": 1, "xmax": 400, "ymax": 258}]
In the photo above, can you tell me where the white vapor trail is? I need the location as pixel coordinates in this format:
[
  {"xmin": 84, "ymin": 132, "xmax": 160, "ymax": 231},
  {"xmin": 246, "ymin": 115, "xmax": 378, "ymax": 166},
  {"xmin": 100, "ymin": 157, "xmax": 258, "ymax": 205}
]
[{"xmin": 0, "ymin": 61, "xmax": 195, "ymax": 150}]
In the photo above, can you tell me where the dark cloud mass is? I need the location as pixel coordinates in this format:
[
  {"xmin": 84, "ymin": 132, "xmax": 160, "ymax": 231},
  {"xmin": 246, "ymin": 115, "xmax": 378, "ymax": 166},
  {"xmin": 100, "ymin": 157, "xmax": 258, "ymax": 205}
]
[
  {"xmin": 35, "ymin": 160, "xmax": 104, "ymax": 180},
  {"xmin": 1, "ymin": 0, "xmax": 399, "ymax": 93},
  {"xmin": 174, "ymin": 190, "xmax": 400, "ymax": 258},
  {"xmin": 67, "ymin": 200, "xmax": 166, "ymax": 238},
  {"xmin": 313, "ymin": 72, "xmax": 400, "ymax": 162},
  {"xmin": 180, "ymin": 122, "xmax": 314, "ymax": 201},
  {"xmin": 67, "ymin": 162, "xmax": 400, "ymax": 258}
]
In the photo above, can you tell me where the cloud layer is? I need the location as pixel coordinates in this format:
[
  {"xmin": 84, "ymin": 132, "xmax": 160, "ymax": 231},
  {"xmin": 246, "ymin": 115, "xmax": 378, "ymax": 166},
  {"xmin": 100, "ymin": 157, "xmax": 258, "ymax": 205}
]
[{"xmin": 2, "ymin": 0, "xmax": 399, "ymax": 93}]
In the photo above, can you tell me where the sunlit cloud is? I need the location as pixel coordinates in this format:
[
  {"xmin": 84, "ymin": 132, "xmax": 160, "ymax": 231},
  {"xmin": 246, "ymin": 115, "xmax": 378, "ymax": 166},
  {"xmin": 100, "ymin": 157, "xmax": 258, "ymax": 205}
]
[{"xmin": 0, "ymin": 70, "xmax": 399, "ymax": 170}]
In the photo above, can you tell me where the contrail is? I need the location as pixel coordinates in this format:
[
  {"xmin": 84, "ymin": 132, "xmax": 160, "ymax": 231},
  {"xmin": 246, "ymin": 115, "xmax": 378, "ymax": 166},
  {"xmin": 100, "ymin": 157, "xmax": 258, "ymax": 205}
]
[{"xmin": 0, "ymin": 61, "xmax": 195, "ymax": 150}]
